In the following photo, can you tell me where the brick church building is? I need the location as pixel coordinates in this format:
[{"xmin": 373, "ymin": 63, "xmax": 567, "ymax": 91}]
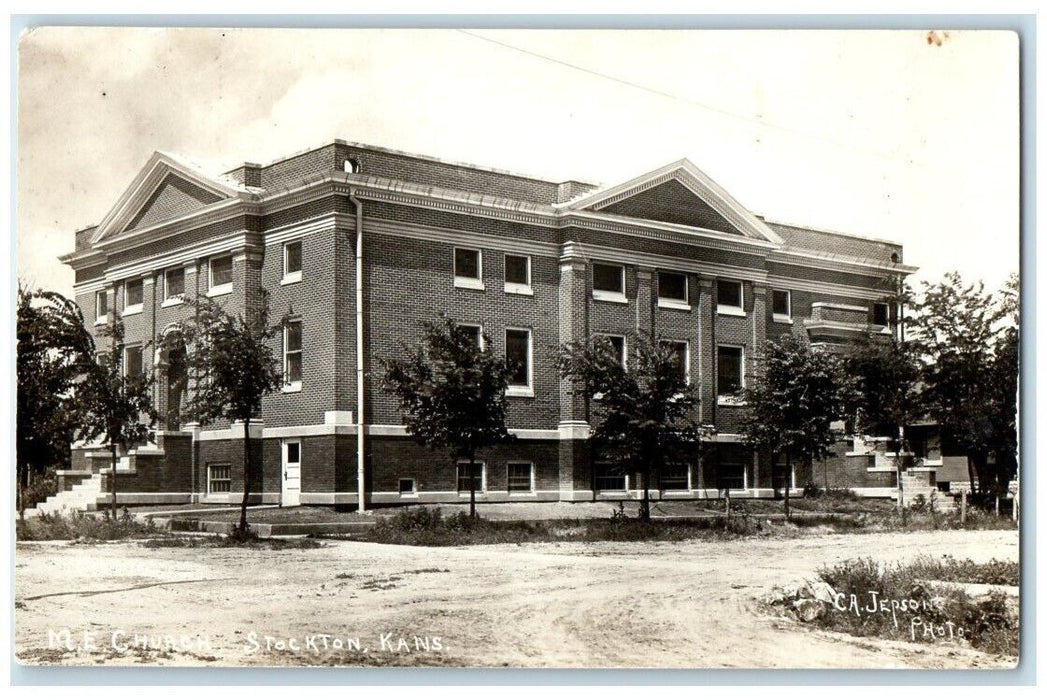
[{"xmin": 58, "ymin": 141, "xmax": 921, "ymax": 510}]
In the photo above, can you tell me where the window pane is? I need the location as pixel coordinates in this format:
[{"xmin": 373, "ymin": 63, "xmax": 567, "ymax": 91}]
[
  {"xmin": 873, "ymin": 303, "xmax": 890, "ymax": 326},
  {"xmin": 285, "ymin": 241, "xmax": 302, "ymax": 274},
  {"xmin": 507, "ymin": 463, "xmax": 532, "ymax": 492},
  {"xmin": 455, "ymin": 248, "xmax": 480, "ymax": 279},
  {"xmin": 594, "ymin": 464, "xmax": 626, "ymax": 492},
  {"xmin": 211, "ymin": 256, "xmax": 233, "ymax": 287},
  {"xmin": 286, "ymin": 353, "xmax": 302, "ymax": 383},
  {"xmin": 772, "ymin": 290, "xmax": 790, "ymax": 316},
  {"xmin": 718, "ymin": 280, "xmax": 742, "ymax": 307},
  {"xmin": 661, "ymin": 341, "xmax": 687, "ymax": 382},
  {"xmin": 125, "ymin": 346, "xmax": 143, "ymax": 376},
  {"xmin": 399, "ymin": 478, "xmax": 415, "ymax": 494},
  {"xmin": 457, "ymin": 463, "xmax": 483, "ymax": 492},
  {"xmin": 506, "ymin": 329, "xmax": 530, "ymax": 385},
  {"xmin": 166, "ymin": 268, "xmax": 185, "ymax": 298},
  {"xmin": 96, "ymin": 292, "xmax": 108, "ymax": 317},
  {"xmin": 286, "ymin": 442, "xmax": 300, "ymax": 464},
  {"xmin": 505, "ymin": 255, "xmax": 529, "ymax": 285},
  {"xmin": 459, "ymin": 325, "xmax": 482, "ymax": 348},
  {"xmin": 658, "ymin": 272, "xmax": 687, "ymax": 302},
  {"xmin": 660, "ymin": 465, "xmax": 689, "ymax": 491},
  {"xmin": 717, "ymin": 346, "xmax": 743, "ymax": 395},
  {"xmin": 208, "ymin": 464, "xmax": 231, "ymax": 493},
  {"xmin": 286, "ymin": 322, "xmax": 302, "ymax": 352},
  {"xmin": 126, "ymin": 280, "xmax": 143, "ymax": 306},
  {"xmin": 593, "ymin": 263, "xmax": 624, "ymax": 293},
  {"xmin": 606, "ymin": 336, "xmax": 625, "ymax": 365}
]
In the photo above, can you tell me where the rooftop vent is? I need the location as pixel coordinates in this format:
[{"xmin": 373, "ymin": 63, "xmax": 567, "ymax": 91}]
[{"xmin": 343, "ymin": 157, "xmax": 361, "ymax": 174}]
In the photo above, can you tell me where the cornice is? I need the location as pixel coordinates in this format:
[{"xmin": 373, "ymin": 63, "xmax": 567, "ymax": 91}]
[{"xmin": 768, "ymin": 249, "xmax": 918, "ymax": 277}]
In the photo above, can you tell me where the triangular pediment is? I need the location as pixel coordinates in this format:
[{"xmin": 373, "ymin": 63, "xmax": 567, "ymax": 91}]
[
  {"xmin": 91, "ymin": 152, "xmax": 242, "ymax": 244},
  {"xmin": 563, "ymin": 159, "xmax": 783, "ymax": 244}
]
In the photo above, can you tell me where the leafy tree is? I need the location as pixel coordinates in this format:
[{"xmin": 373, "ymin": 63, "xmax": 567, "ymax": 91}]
[
  {"xmin": 844, "ymin": 333, "xmax": 923, "ymax": 512},
  {"xmin": 76, "ymin": 318, "xmax": 158, "ymax": 519},
  {"xmin": 909, "ymin": 272, "xmax": 1016, "ymax": 495},
  {"xmin": 180, "ymin": 293, "xmax": 284, "ymax": 534},
  {"xmin": 16, "ymin": 286, "xmax": 94, "ymax": 516},
  {"xmin": 557, "ymin": 332, "xmax": 714, "ymax": 521},
  {"xmin": 740, "ymin": 334, "xmax": 854, "ymax": 519},
  {"xmin": 381, "ymin": 316, "xmax": 514, "ymax": 518}
]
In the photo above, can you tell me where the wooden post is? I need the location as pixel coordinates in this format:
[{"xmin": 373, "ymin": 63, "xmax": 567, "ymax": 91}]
[{"xmin": 960, "ymin": 490, "xmax": 967, "ymax": 526}]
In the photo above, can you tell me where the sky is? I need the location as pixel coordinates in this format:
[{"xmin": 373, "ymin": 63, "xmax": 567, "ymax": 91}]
[{"xmin": 16, "ymin": 27, "xmax": 1019, "ymax": 297}]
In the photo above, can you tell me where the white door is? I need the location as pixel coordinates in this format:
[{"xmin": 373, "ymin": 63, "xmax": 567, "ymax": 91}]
[{"xmin": 282, "ymin": 440, "xmax": 301, "ymax": 507}]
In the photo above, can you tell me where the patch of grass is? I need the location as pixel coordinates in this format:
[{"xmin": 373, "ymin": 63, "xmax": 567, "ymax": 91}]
[
  {"xmin": 902, "ymin": 555, "xmax": 1019, "ymax": 587},
  {"xmin": 16, "ymin": 509, "xmax": 160, "ymax": 541},
  {"xmin": 809, "ymin": 557, "xmax": 1018, "ymax": 657},
  {"xmin": 140, "ymin": 533, "xmax": 323, "ymax": 550}
]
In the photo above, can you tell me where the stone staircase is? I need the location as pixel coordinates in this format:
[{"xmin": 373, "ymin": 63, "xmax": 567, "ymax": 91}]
[{"xmin": 23, "ymin": 473, "xmax": 104, "ymax": 518}]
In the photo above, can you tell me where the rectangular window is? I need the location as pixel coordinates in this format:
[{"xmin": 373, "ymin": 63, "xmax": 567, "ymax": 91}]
[
  {"xmin": 209, "ymin": 255, "xmax": 233, "ymax": 294},
  {"xmin": 454, "ymin": 247, "xmax": 483, "ymax": 289},
  {"xmin": 456, "ymin": 461, "xmax": 484, "ymax": 494},
  {"xmin": 661, "ymin": 340, "xmax": 689, "ymax": 384},
  {"xmin": 505, "ymin": 328, "xmax": 532, "ymax": 391},
  {"xmin": 283, "ymin": 240, "xmax": 303, "ymax": 283},
  {"xmin": 717, "ymin": 464, "xmax": 746, "ymax": 491},
  {"xmin": 95, "ymin": 290, "xmax": 108, "ymax": 322},
  {"xmin": 504, "ymin": 254, "xmax": 532, "ymax": 294},
  {"xmin": 124, "ymin": 279, "xmax": 143, "ymax": 314},
  {"xmin": 660, "ymin": 464, "xmax": 690, "ymax": 491},
  {"xmin": 96, "ymin": 352, "xmax": 111, "ymax": 368},
  {"xmin": 507, "ymin": 462, "xmax": 534, "ymax": 493},
  {"xmin": 873, "ymin": 302, "xmax": 890, "ymax": 327},
  {"xmin": 124, "ymin": 345, "xmax": 144, "ymax": 378},
  {"xmin": 658, "ymin": 271, "xmax": 689, "ymax": 308},
  {"xmin": 399, "ymin": 478, "xmax": 416, "ymax": 495},
  {"xmin": 592, "ymin": 263, "xmax": 626, "ymax": 301},
  {"xmin": 717, "ymin": 279, "xmax": 744, "ymax": 315},
  {"xmin": 717, "ymin": 345, "xmax": 744, "ymax": 397},
  {"xmin": 284, "ymin": 320, "xmax": 303, "ymax": 389},
  {"xmin": 285, "ymin": 440, "xmax": 301, "ymax": 467},
  {"xmin": 594, "ymin": 464, "xmax": 627, "ymax": 492},
  {"xmin": 601, "ymin": 334, "xmax": 626, "ymax": 366},
  {"xmin": 165, "ymin": 268, "xmax": 185, "ymax": 301},
  {"xmin": 459, "ymin": 323, "xmax": 483, "ymax": 349},
  {"xmin": 207, "ymin": 463, "xmax": 231, "ymax": 494},
  {"xmin": 772, "ymin": 290, "xmax": 791, "ymax": 321}
]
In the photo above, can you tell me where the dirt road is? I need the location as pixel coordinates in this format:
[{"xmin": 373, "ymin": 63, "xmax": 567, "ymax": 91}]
[{"xmin": 15, "ymin": 529, "xmax": 1019, "ymax": 669}]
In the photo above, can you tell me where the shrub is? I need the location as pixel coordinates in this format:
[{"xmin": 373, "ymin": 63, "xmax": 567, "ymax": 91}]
[{"xmin": 16, "ymin": 509, "xmax": 160, "ymax": 542}]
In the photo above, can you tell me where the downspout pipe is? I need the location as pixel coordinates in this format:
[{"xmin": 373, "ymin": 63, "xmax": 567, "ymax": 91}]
[{"xmin": 349, "ymin": 189, "xmax": 366, "ymax": 513}]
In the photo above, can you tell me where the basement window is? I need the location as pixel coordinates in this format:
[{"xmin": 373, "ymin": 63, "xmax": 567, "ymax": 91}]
[
  {"xmin": 507, "ymin": 462, "xmax": 535, "ymax": 494},
  {"xmin": 717, "ymin": 464, "xmax": 746, "ymax": 491},
  {"xmin": 207, "ymin": 464, "xmax": 231, "ymax": 494},
  {"xmin": 456, "ymin": 462, "xmax": 485, "ymax": 494},
  {"xmin": 399, "ymin": 478, "xmax": 417, "ymax": 496}
]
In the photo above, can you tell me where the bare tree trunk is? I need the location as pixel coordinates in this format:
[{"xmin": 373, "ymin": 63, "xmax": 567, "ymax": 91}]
[
  {"xmin": 784, "ymin": 450, "xmax": 791, "ymax": 521},
  {"xmin": 17, "ymin": 461, "xmax": 27, "ymax": 520},
  {"xmin": 110, "ymin": 442, "xmax": 118, "ymax": 520},
  {"xmin": 468, "ymin": 451, "xmax": 477, "ymax": 519},
  {"xmin": 239, "ymin": 419, "xmax": 250, "ymax": 533}
]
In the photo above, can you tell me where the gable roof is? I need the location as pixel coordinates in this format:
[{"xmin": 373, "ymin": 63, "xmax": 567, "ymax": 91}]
[
  {"xmin": 559, "ymin": 159, "xmax": 783, "ymax": 245},
  {"xmin": 89, "ymin": 151, "xmax": 251, "ymax": 245}
]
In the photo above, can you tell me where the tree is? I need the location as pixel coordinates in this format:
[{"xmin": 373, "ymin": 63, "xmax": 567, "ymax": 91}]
[
  {"xmin": 909, "ymin": 272, "xmax": 1016, "ymax": 496},
  {"xmin": 558, "ymin": 332, "xmax": 714, "ymax": 521},
  {"xmin": 76, "ymin": 318, "xmax": 158, "ymax": 519},
  {"xmin": 844, "ymin": 333, "xmax": 923, "ymax": 512},
  {"xmin": 740, "ymin": 335, "xmax": 853, "ymax": 519},
  {"xmin": 181, "ymin": 293, "xmax": 284, "ymax": 534},
  {"xmin": 16, "ymin": 286, "xmax": 94, "ymax": 517},
  {"xmin": 381, "ymin": 316, "xmax": 514, "ymax": 518}
]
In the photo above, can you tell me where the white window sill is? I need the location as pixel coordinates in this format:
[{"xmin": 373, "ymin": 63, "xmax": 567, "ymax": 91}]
[
  {"xmin": 121, "ymin": 304, "xmax": 143, "ymax": 317},
  {"xmin": 592, "ymin": 290, "xmax": 627, "ymax": 304},
  {"xmin": 504, "ymin": 283, "xmax": 533, "ymax": 296},
  {"xmin": 717, "ymin": 306, "xmax": 746, "ymax": 317},
  {"xmin": 458, "ymin": 492, "xmax": 487, "ymax": 498},
  {"xmin": 506, "ymin": 386, "xmax": 535, "ymax": 398},
  {"xmin": 281, "ymin": 272, "xmax": 303, "ymax": 286},
  {"xmin": 94, "ymin": 316, "xmax": 108, "ymax": 326},
  {"xmin": 398, "ymin": 492, "xmax": 419, "ymax": 498},
  {"xmin": 658, "ymin": 299, "xmax": 691, "ymax": 311},
  {"xmin": 772, "ymin": 314, "xmax": 792, "ymax": 324},
  {"xmin": 454, "ymin": 277, "xmax": 485, "ymax": 291},
  {"xmin": 160, "ymin": 297, "xmax": 185, "ymax": 308},
  {"xmin": 282, "ymin": 382, "xmax": 302, "ymax": 394},
  {"xmin": 509, "ymin": 492, "xmax": 537, "ymax": 498},
  {"xmin": 207, "ymin": 284, "xmax": 233, "ymax": 298},
  {"xmin": 718, "ymin": 396, "xmax": 747, "ymax": 406}
]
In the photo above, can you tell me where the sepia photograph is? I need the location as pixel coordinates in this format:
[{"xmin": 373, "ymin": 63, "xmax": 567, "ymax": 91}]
[{"xmin": 13, "ymin": 25, "xmax": 1021, "ymax": 672}]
